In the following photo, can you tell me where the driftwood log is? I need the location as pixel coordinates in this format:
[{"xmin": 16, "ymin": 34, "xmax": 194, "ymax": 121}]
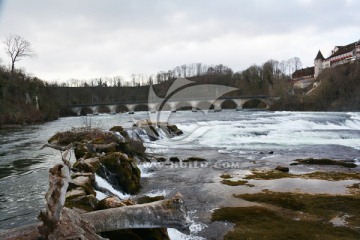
[
  {"xmin": 84, "ymin": 193, "xmax": 190, "ymax": 233},
  {"xmin": 0, "ymin": 161, "xmax": 190, "ymax": 239},
  {"xmin": 0, "ymin": 196, "xmax": 190, "ymax": 239}
]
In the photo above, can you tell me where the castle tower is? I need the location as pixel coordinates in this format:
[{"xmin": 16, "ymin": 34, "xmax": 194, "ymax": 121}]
[{"xmin": 314, "ymin": 50, "xmax": 325, "ymax": 78}]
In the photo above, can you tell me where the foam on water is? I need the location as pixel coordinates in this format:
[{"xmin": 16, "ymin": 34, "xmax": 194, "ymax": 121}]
[
  {"xmin": 95, "ymin": 174, "xmax": 130, "ymax": 199},
  {"xmin": 168, "ymin": 221, "xmax": 207, "ymax": 240},
  {"xmin": 94, "ymin": 190, "xmax": 108, "ymax": 201},
  {"xmin": 144, "ymin": 189, "xmax": 170, "ymax": 197},
  {"xmin": 168, "ymin": 228, "xmax": 206, "ymax": 240},
  {"xmin": 143, "ymin": 112, "xmax": 360, "ymax": 155},
  {"xmin": 138, "ymin": 164, "xmax": 155, "ymax": 178}
]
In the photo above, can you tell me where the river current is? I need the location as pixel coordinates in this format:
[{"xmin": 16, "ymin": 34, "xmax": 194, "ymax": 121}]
[{"xmin": 0, "ymin": 111, "xmax": 360, "ymax": 238}]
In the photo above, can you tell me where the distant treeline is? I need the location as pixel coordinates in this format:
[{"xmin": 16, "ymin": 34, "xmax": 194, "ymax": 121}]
[
  {"xmin": 60, "ymin": 57, "xmax": 302, "ymax": 88},
  {"xmin": 2, "ymin": 57, "xmax": 359, "ymax": 126}
]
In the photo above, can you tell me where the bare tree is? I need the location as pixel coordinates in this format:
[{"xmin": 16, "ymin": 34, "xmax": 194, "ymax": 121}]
[
  {"xmin": 293, "ymin": 57, "xmax": 302, "ymax": 71},
  {"xmin": 4, "ymin": 34, "xmax": 35, "ymax": 75}
]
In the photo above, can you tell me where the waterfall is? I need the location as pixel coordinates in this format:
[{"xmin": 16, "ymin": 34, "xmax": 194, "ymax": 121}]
[
  {"xmin": 94, "ymin": 173, "xmax": 129, "ymax": 200},
  {"xmin": 94, "ymin": 165, "xmax": 130, "ymax": 200}
]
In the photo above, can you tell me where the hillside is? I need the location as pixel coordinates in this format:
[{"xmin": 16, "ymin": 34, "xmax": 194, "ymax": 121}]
[
  {"xmin": 0, "ymin": 68, "xmax": 63, "ymax": 125},
  {"xmin": 1, "ymin": 60, "xmax": 360, "ymax": 126},
  {"xmin": 270, "ymin": 61, "xmax": 360, "ymax": 111}
]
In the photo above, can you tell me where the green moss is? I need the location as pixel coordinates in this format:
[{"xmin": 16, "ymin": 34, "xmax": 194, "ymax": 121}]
[
  {"xmin": 73, "ymin": 144, "xmax": 97, "ymax": 160},
  {"xmin": 234, "ymin": 191, "xmax": 360, "ymax": 227},
  {"xmin": 48, "ymin": 129, "xmax": 100, "ymax": 145},
  {"xmin": 109, "ymin": 126, "xmax": 125, "ymax": 133},
  {"xmin": 303, "ymin": 172, "xmax": 360, "ymax": 181},
  {"xmin": 212, "ymin": 206, "xmax": 360, "ymax": 240},
  {"xmin": 220, "ymin": 174, "xmax": 233, "ymax": 179},
  {"xmin": 100, "ymin": 152, "xmax": 131, "ymax": 166},
  {"xmin": 126, "ymin": 139, "xmax": 146, "ymax": 156},
  {"xmin": 64, "ymin": 195, "xmax": 98, "ymax": 212},
  {"xmin": 99, "ymin": 152, "xmax": 141, "ymax": 194},
  {"xmin": 293, "ymin": 158, "xmax": 357, "ymax": 168},
  {"xmin": 244, "ymin": 170, "xmax": 290, "ymax": 180},
  {"xmin": 244, "ymin": 170, "xmax": 360, "ymax": 181},
  {"xmin": 221, "ymin": 179, "xmax": 254, "ymax": 187},
  {"xmin": 347, "ymin": 183, "xmax": 360, "ymax": 194},
  {"xmin": 97, "ymin": 197, "xmax": 126, "ymax": 210}
]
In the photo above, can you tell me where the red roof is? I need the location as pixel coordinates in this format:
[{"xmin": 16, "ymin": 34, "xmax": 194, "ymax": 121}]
[
  {"xmin": 292, "ymin": 67, "xmax": 314, "ymax": 79},
  {"xmin": 328, "ymin": 42, "xmax": 357, "ymax": 59}
]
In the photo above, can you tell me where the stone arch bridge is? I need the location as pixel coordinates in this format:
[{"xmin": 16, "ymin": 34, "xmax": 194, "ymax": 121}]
[{"xmin": 69, "ymin": 96, "xmax": 280, "ymax": 115}]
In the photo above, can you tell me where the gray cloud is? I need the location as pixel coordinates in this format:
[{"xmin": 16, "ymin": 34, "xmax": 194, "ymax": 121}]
[{"xmin": 0, "ymin": 0, "xmax": 359, "ymax": 82}]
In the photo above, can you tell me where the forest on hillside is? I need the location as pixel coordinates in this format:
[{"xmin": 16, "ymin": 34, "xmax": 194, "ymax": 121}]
[
  {"xmin": 1, "ymin": 56, "xmax": 360, "ymax": 126},
  {"xmin": 0, "ymin": 57, "xmax": 296, "ymax": 125}
]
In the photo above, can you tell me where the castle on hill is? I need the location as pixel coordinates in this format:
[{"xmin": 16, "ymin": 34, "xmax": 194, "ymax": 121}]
[{"xmin": 292, "ymin": 40, "xmax": 360, "ymax": 81}]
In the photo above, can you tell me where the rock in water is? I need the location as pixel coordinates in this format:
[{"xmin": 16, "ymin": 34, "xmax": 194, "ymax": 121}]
[{"xmin": 275, "ymin": 166, "xmax": 290, "ymax": 173}]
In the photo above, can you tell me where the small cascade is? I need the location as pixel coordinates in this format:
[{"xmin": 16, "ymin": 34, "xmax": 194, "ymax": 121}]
[
  {"xmin": 94, "ymin": 172, "xmax": 129, "ymax": 200},
  {"xmin": 157, "ymin": 125, "xmax": 172, "ymax": 138},
  {"xmin": 126, "ymin": 128, "xmax": 153, "ymax": 142},
  {"xmin": 94, "ymin": 165, "xmax": 130, "ymax": 199}
]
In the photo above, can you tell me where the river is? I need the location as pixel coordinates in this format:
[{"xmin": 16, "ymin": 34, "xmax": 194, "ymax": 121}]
[{"xmin": 0, "ymin": 111, "xmax": 360, "ymax": 239}]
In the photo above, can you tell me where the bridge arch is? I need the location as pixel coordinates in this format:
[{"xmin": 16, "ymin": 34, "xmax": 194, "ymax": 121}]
[
  {"xmin": 169, "ymin": 101, "xmax": 193, "ymax": 112},
  {"xmin": 82, "ymin": 106, "xmax": 98, "ymax": 115},
  {"xmin": 117, "ymin": 104, "xmax": 129, "ymax": 113},
  {"xmin": 195, "ymin": 100, "xmax": 215, "ymax": 111},
  {"xmin": 220, "ymin": 99, "xmax": 237, "ymax": 110},
  {"xmin": 98, "ymin": 105, "xmax": 111, "ymax": 114},
  {"xmin": 104, "ymin": 105, "xmax": 118, "ymax": 114},
  {"xmin": 134, "ymin": 104, "xmax": 149, "ymax": 112},
  {"xmin": 242, "ymin": 99, "xmax": 269, "ymax": 109}
]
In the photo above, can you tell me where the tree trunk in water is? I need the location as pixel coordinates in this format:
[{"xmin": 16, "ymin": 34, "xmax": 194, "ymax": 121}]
[
  {"xmin": 0, "ymin": 194, "xmax": 190, "ymax": 239},
  {"xmin": 84, "ymin": 193, "xmax": 190, "ymax": 233}
]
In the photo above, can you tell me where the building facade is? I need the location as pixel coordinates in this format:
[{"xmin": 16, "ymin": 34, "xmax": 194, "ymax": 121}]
[
  {"xmin": 316, "ymin": 40, "xmax": 360, "ymax": 77},
  {"xmin": 293, "ymin": 40, "xmax": 360, "ymax": 81}
]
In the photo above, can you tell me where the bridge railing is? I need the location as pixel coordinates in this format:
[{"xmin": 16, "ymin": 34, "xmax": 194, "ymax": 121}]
[{"xmin": 69, "ymin": 95, "xmax": 276, "ymax": 107}]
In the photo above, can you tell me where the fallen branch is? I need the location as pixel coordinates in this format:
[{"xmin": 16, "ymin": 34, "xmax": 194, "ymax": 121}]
[
  {"xmin": 38, "ymin": 163, "xmax": 70, "ymax": 238},
  {"xmin": 0, "ymin": 195, "xmax": 190, "ymax": 239},
  {"xmin": 84, "ymin": 193, "xmax": 190, "ymax": 233},
  {"xmin": 40, "ymin": 142, "xmax": 74, "ymax": 151}
]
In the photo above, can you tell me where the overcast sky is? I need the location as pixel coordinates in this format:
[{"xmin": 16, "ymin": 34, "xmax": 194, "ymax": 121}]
[{"xmin": 0, "ymin": 0, "xmax": 359, "ymax": 82}]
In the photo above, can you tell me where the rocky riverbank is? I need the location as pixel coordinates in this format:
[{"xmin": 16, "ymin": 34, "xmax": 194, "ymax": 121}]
[
  {"xmin": 0, "ymin": 121, "xmax": 189, "ymax": 239},
  {"xmin": 51, "ymin": 122, "xmax": 185, "ymax": 239},
  {"xmin": 211, "ymin": 159, "xmax": 360, "ymax": 239}
]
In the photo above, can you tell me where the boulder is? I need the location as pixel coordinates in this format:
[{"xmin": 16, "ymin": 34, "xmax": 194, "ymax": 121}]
[
  {"xmin": 183, "ymin": 157, "xmax": 206, "ymax": 162},
  {"xmin": 169, "ymin": 157, "xmax": 180, "ymax": 163},
  {"xmin": 69, "ymin": 175, "xmax": 96, "ymax": 196},
  {"xmin": 65, "ymin": 195, "xmax": 98, "ymax": 212},
  {"xmin": 97, "ymin": 196, "xmax": 126, "ymax": 210},
  {"xmin": 167, "ymin": 125, "xmax": 183, "ymax": 136},
  {"xmin": 74, "ymin": 144, "xmax": 91, "ymax": 160},
  {"xmin": 275, "ymin": 166, "xmax": 289, "ymax": 173},
  {"xmin": 73, "ymin": 157, "xmax": 101, "ymax": 173},
  {"xmin": 109, "ymin": 126, "xmax": 129, "ymax": 139},
  {"xmin": 99, "ymin": 152, "xmax": 141, "ymax": 194},
  {"xmin": 156, "ymin": 157, "xmax": 167, "ymax": 162},
  {"xmin": 66, "ymin": 188, "xmax": 87, "ymax": 200}
]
